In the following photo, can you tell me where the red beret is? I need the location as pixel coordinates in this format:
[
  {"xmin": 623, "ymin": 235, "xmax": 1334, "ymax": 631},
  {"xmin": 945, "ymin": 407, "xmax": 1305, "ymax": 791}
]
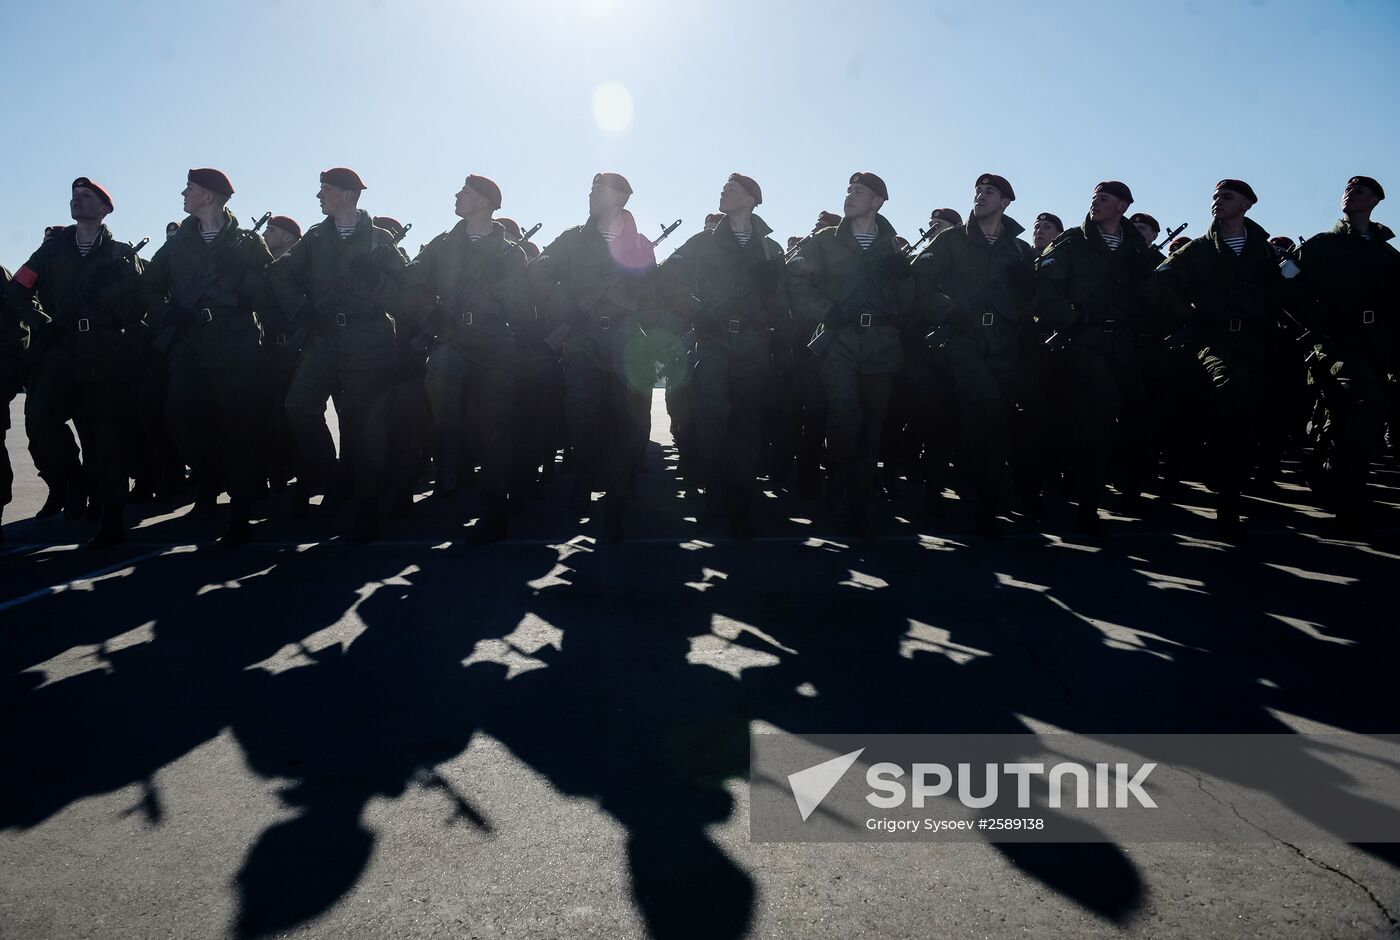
[
  {"xmin": 1215, "ymin": 179, "xmax": 1257, "ymax": 204},
  {"xmin": 1034, "ymin": 212, "xmax": 1064, "ymax": 231},
  {"xmin": 1129, "ymin": 212, "xmax": 1161, "ymax": 233},
  {"xmin": 1093, "ymin": 180, "xmax": 1134, "ymax": 205},
  {"xmin": 188, "ymin": 167, "xmax": 234, "ymax": 199},
  {"xmin": 372, "ymin": 216, "xmax": 405, "ymax": 240},
  {"xmin": 522, "ymin": 241, "xmax": 541, "ymax": 261},
  {"xmin": 165, "ymin": 221, "xmax": 180, "ymax": 232},
  {"xmin": 1346, "ymin": 175, "xmax": 1385, "ymax": 200},
  {"xmin": 497, "ymin": 217, "xmax": 522, "ymax": 240},
  {"xmin": 975, "ymin": 173, "xmax": 1015, "ymax": 201},
  {"xmin": 930, "ymin": 207, "xmax": 962, "ymax": 227},
  {"xmin": 1268, "ymin": 235, "xmax": 1295, "ymax": 250},
  {"xmin": 268, "ymin": 215, "xmax": 301, "ymax": 239},
  {"xmin": 72, "ymin": 177, "xmax": 114, "ymax": 212},
  {"xmin": 727, "ymin": 172, "xmax": 763, "ymax": 205},
  {"xmin": 1169, "ymin": 235, "xmax": 1192, "ymax": 253},
  {"xmin": 816, "ymin": 210, "xmax": 841, "ymax": 229},
  {"xmin": 44, "ymin": 224, "xmax": 69, "ymax": 240},
  {"xmin": 704, "ymin": 213, "xmax": 723, "ymax": 226},
  {"xmin": 849, "ymin": 171, "xmax": 889, "ymax": 201},
  {"xmin": 320, "ymin": 167, "xmax": 367, "ymax": 191},
  {"xmin": 466, "ymin": 174, "xmax": 502, "ymax": 210},
  {"xmin": 593, "ymin": 171, "xmax": 633, "ymax": 195}
]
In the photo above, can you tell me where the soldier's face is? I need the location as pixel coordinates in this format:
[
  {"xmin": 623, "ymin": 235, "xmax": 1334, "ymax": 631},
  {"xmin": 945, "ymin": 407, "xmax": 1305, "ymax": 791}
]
[
  {"xmin": 589, "ymin": 181, "xmax": 626, "ymax": 218},
  {"xmin": 971, "ymin": 184, "xmax": 1009, "ymax": 219},
  {"xmin": 455, "ymin": 183, "xmax": 488, "ymax": 219},
  {"xmin": 718, "ymin": 180, "xmax": 754, "ymax": 215},
  {"xmin": 927, "ymin": 218, "xmax": 953, "ymax": 239},
  {"xmin": 1211, "ymin": 188, "xmax": 1249, "ymax": 223},
  {"xmin": 264, "ymin": 226, "xmax": 295, "ymax": 256},
  {"xmin": 69, "ymin": 187, "xmax": 108, "ymax": 223},
  {"xmin": 317, "ymin": 183, "xmax": 354, "ymax": 217},
  {"xmin": 1342, "ymin": 183, "xmax": 1380, "ymax": 216},
  {"xmin": 1133, "ymin": 222, "xmax": 1159, "ymax": 243},
  {"xmin": 1032, "ymin": 219, "xmax": 1060, "ymax": 249},
  {"xmin": 843, "ymin": 183, "xmax": 881, "ymax": 218},
  {"xmin": 1090, "ymin": 191, "xmax": 1127, "ymax": 224},
  {"xmin": 182, "ymin": 182, "xmax": 213, "ymax": 215}
]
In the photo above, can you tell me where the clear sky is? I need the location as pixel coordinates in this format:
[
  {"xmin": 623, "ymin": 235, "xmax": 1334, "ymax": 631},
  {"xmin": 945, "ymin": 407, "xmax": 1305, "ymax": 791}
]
[{"xmin": 3, "ymin": 0, "xmax": 1398, "ymax": 268}]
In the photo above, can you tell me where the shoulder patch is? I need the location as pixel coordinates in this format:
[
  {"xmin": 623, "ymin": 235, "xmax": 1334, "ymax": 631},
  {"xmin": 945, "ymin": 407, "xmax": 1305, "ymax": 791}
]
[{"xmin": 14, "ymin": 265, "xmax": 38, "ymax": 289}]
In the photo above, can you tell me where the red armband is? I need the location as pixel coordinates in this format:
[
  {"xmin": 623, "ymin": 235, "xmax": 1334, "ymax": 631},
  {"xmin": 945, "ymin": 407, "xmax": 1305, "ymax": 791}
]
[{"xmin": 14, "ymin": 265, "xmax": 38, "ymax": 289}]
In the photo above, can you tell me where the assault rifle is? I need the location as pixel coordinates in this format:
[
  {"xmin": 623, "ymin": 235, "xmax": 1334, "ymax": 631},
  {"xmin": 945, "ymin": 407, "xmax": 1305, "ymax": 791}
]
[
  {"xmin": 542, "ymin": 218, "xmax": 682, "ymax": 352},
  {"xmin": 1152, "ymin": 222, "xmax": 1188, "ymax": 252}
]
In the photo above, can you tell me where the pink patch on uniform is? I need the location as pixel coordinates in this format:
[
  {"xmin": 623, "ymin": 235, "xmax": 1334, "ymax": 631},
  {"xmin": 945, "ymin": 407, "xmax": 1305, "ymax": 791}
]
[{"xmin": 14, "ymin": 266, "xmax": 38, "ymax": 289}]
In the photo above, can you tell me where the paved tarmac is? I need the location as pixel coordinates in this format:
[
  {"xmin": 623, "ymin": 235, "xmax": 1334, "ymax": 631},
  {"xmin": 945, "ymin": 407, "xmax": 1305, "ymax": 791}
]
[{"xmin": 2, "ymin": 391, "xmax": 1399, "ymax": 938}]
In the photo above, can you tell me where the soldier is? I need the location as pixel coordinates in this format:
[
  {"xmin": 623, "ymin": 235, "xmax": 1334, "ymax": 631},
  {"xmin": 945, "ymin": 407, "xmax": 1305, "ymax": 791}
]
[
  {"xmin": 4, "ymin": 178, "xmax": 146, "ymax": 547},
  {"xmin": 1035, "ymin": 180, "xmax": 1161, "ymax": 533},
  {"xmin": 1286, "ymin": 175, "xmax": 1399, "ymax": 536},
  {"xmin": 264, "ymin": 216, "xmax": 301, "ymax": 260},
  {"xmin": 658, "ymin": 173, "xmax": 786, "ymax": 538},
  {"xmin": 1268, "ymin": 235, "xmax": 1296, "ymax": 259},
  {"xmin": 256, "ymin": 215, "xmax": 307, "ymax": 496},
  {"xmin": 140, "ymin": 168, "xmax": 274, "ymax": 545},
  {"xmin": 404, "ymin": 174, "xmax": 528, "ymax": 544},
  {"xmin": 1130, "ymin": 212, "xmax": 1161, "ymax": 247},
  {"xmin": 1155, "ymin": 179, "xmax": 1289, "ymax": 537},
  {"xmin": 788, "ymin": 172, "xmax": 914, "ymax": 535},
  {"xmin": 494, "ymin": 217, "xmax": 552, "ymax": 506},
  {"xmin": 1168, "ymin": 235, "xmax": 1192, "ymax": 254},
  {"xmin": 165, "ymin": 221, "xmax": 180, "ymax": 241},
  {"xmin": 1031, "ymin": 212, "xmax": 1063, "ymax": 253},
  {"xmin": 913, "ymin": 173, "xmax": 1038, "ymax": 534},
  {"xmin": 0, "ymin": 266, "xmax": 22, "ymax": 540},
  {"xmin": 269, "ymin": 167, "xmax": 407, "ymax": 543},
  {"xmin": 927, "ymin": 207, "xmax": 962, "ymax": 240},
  {"xmin": 529, "ymin": 172, "xmax": 658, "ymax": 543}
]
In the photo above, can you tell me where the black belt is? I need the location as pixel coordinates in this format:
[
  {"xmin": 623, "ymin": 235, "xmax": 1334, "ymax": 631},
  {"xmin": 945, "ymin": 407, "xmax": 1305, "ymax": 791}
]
[{"xmin": 457, "ymin": 310, "xmax": 506, "ymax": 328}]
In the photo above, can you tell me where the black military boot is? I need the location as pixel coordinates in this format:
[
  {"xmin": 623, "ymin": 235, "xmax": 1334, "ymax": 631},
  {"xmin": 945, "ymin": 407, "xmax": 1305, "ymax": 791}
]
[
  {"xmin": 191, "ymin": 478, "xmax": 220, "ymax": 520},
  {"xmin": 600, "ymin": 494, "xmax": 625, "ymax": 545},
  {"xmin": 347, "ymin": 498, "xmax": 381, "ymax": 544},
  {"xmin": 219, "ymin": 499, "xmax": 252, "ymax": 547},
  {"xmin": 88, "ymin": 507, "xmax": 126, "ymax": 550},
  {"xmin": 35, "ymin": 482, "xmax": 66, "ymax": 520},
  {"xmin": 288, "ymin": 478, "xmax": 313, "ymax": 519}
]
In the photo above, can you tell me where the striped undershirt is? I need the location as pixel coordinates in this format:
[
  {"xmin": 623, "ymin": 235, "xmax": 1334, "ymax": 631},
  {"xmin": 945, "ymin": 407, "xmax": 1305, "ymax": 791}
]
[
  {"xmin": 853, "ymin": 231, "xmax": 877, "ymax": 250},
  {"xmin": 200, "ymin": 229, "xmax": 218, "ymax": 244},
  {"xmin": 337, "ymin": 224, "xmax": 356, "ymax": 239},
  {"xmin": 76, "ymin": 237, "xmax": 95, "ymax": 257},
  {"xmin": 468, "ymin": 233, "xmax": 484, "ymax": 241},
  {"xmin": 984, "ymin": 232, "xmax": 999, "ymax": 246},
  {"xmin": 1101, "ymin": 232, "xmax": 1122, "ymax": 251},
  {"xmin": 1223, "ymin": 233, "xmax": 1246, "ymax": 255},
  {"xmin": 600, "ymin": 229, "xmax": 617, "ymax": 243},
  {"xmin": 732, "ymin": 229, "xmax": 752, "ymax": 247}
]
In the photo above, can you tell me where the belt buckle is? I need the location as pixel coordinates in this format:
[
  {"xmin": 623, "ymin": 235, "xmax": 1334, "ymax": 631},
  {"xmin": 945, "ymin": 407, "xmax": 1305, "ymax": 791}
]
[
  {"xmin": 726, "ymin": 319, "xmax": 740, "ymax": 334},
  {"xmin": 275, "ymin": 332, "xmax": 287, "ymax": 346},
  {"xmin": 201, "ymin": 308, "xmax": 213, "ymax": 324},
  {"xmin": 1102, "ymin": 319, "xmax": 1116, "ymax": 333},
  {"xmin": 1363, "ymin": 309, "xmax": 1376, "ymax": 325},
  {"xmin": 335, "ymin": 313, "xmax": 347, "ymax": 327},
  {"xmin": 859, "ymin": 313, "xmax": 872, "ymax": 327},
  {"xmin": 981, "ymin": 312, "xmax": 995, "ymax": 327},
  {"xmin": 464, "ymin": 311, "xmax": 474, "ymax": 327},
  {"xmin": 77, "ymin": 318, "xmax": 91, "ymax": 333},
  {"xmin": 598, "ymin": 315, "xmax": 611, "ymax": 330},
  {"xmin": 1228, "ymin": 318, "xmax": 1242, "ymax": 333}
]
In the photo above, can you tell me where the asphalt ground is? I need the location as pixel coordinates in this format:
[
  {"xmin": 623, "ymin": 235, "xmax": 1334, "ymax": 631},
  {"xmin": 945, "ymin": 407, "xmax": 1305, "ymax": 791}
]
[{"xmin": 3, "ymin": 390, "xmax": 1400, "ymax": 938}]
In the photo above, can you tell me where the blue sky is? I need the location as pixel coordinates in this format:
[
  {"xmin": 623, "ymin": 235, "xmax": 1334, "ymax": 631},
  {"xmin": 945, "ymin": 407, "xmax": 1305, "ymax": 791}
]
[{"xmin": 3, "ymin": 0, "xmax": 1398, "ymax": 268}]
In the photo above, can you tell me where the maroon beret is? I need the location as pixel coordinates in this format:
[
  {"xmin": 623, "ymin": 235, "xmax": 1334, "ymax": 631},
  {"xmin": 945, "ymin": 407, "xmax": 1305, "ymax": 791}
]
[
  {"xmin": 975, "ymin": 173, "xmax": 1015, "ymax": 201},
  {"xmin": 1034, "ymin": 211, "xmax": 1064, "ymax": 231},
  {"xmin": 1168, "ymin": 235, "xmax": 1192, "ymax": 253},
  {"xmin": 188, "ymin": 167, "xmax": 233, "ymax": 199},
  {"xmin": 816, "ymin": 210, "xmax": 841, "ymax": 229},
  {"xmin": 497, "ymin": 217, "xmax": 522, "ymax": 240},
  {"xmin": 930, "ymin": 207, "xmax": 963, "ymax": 227},
  {"xmin": 704, "ymin": 213, "xmax": 724, "ymax": 226},
  {"xmin": 728, "ymin": 172, "xmax": 763, "ymax": 205},
  {"xmin": 1268, "ymin": 235, "xmax": 1296, "ymax": 250},
  {"xmin": 268, "ymin": 215, "xmax": 302, "ymax": 239},
  {"xmin": 1093, "ymin": 180, "xmax": 1134, "ymax": 205},
  {"xmin": 372, "ymin": 216, "xmax": 405, "ymax": 240},
  {"xmin": 1215, "ymin": 179, "xmax": 1257, "ymax": 204},
  {"xmin": 44, "ymin": 224, "xmax": 69, "ymax": 240},
  {"xmin": 320, "ymin": 167, "xmax": 367, "ymax": 191},
  {"xmin": 849, "ymin": 171, "xmax": 889, "ymax": 201},
  {"xmin": 1129, "ymin": 212, "xmax": 1161, "ymax": 233},
  {"xmin": 72, "ymin": 177, "xmax": 114, "ymax": 212},
  {"xmin": 466, "ymin": 174, "xmax": 502, "ymax": 210},
  {"xmin": 787, "ymin": 236, "xmax": 803, "ymax": 249},
  {"xmin": 594, "ymin": 171, "xmax": 633, "ymax": 195},
  {"xmin": 1346, "ymin": 175, "xmax": 1385, "ymax": 200},
  {"xmin": 521, "ymin": 241, "xmax": 540, "ymax": 261},
  {"xmin": 165, "ymin": 221, "xmax": 180, "ymax": 233}
]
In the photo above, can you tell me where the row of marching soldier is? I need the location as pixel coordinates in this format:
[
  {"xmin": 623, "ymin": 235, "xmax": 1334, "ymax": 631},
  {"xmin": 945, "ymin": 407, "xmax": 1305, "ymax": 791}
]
[{"xmin": 1, "ymin": 167, "xmax": 1393, "ymax": 547}]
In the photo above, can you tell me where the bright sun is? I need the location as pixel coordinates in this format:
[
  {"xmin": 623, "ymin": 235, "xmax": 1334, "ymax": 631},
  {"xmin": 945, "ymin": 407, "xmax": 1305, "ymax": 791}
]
[{"xmin": 592, "ymin": 81, "xmax": 634, "ymax": 134}]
